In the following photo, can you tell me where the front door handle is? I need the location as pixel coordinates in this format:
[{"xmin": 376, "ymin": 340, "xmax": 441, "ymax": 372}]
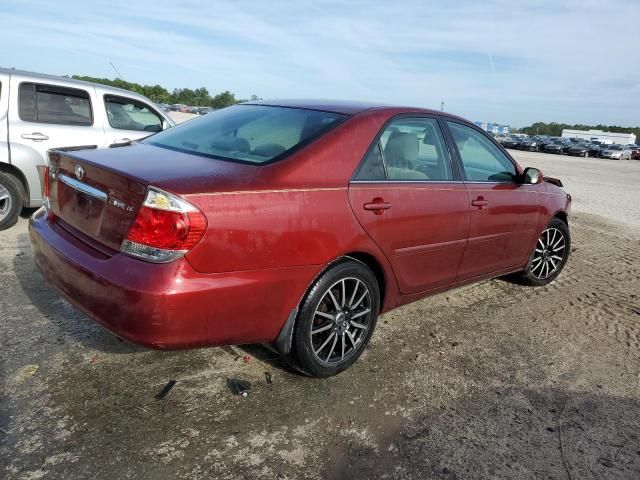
[
  {"xmin": 471, "ymin": 197, "xmax": 489, "ymax": 208},
  {"xmin": 21, "ymin": 132, "xmax": 49, "ymax": 141},
  {"xmin": 364, "ymin": 198, "xmax": 392, "ymax": 215}
]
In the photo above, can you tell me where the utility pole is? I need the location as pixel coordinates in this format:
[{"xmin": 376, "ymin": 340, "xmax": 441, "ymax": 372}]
[{"xmin": 440, "ymin": 100, "xmax": 445, "ymax": 112}]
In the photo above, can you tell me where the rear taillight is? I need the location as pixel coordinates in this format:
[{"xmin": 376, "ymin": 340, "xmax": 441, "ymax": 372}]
[
  {"xmin": 43, "ymin": 166, "xmax": 51, "ymax": 208},
  {"xmin": 121, "ymin": 187, "xmax": 207, "ymax": 263}
]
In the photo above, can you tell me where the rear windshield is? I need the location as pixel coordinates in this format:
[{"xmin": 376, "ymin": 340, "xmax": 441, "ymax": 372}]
[{"xmin": 145, "ymin": 104, "xmax": 347, "ymax": 164}]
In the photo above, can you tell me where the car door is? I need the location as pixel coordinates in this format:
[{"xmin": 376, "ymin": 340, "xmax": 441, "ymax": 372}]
[
  {"xmin": 8, "ymin": 77, "xmax": 107, "ymax": 162},
  {"xmin": 349, "ymin": 115, "xmax": 470, "ymax": 295},
  {"xmin": 102, "ymin": 94, "xmax": 165, "ymax": 145},
  {"xmin": 444, "ymin": 120, "xmax": 540, "ymax": 281}
]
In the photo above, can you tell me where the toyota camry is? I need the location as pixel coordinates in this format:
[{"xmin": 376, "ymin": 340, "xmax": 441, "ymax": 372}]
[{"xmin": 30, "ymin": 100, "xmax": 572, "ymax": 377}]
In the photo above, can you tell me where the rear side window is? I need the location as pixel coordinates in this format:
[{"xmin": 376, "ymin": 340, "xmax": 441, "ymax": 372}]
[
  {"xmin": 19, "ymin": 83, "xmax": 93, "ymax": 126},
  {"xmin": 146, "ymin": 105, "xmax": 346, "ymax": 164},
  {"xmin": 105, "ymin": 95, "xmax": 162, "ymax": 132},
  {"xmin": 354, "ymin": 116, "xmax": 453, "ymax": 181},
  {"xmin": 446, "ymin": 121, "xmax": 516, "ymax": 182}
]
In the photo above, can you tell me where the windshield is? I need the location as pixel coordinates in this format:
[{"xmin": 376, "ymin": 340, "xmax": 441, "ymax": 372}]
[
  {"xmin": 145, "ymin": 104, "xmax": 347, "ymax": 164},
  {"xmin": 608, "ymin": 145, "xmax": 622, "ymax": 150}
]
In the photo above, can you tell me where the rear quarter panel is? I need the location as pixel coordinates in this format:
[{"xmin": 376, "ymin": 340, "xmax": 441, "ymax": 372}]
[{"xmin": 183, "ymin": 109, "xmax": 402, "ymax": 310}]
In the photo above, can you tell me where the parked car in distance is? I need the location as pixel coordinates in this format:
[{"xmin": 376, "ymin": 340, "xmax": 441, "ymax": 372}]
[
  {"xmin": 543, "ymin": 139, "xmax": 571, "ymax": 155},
  {"xmin": 30, "ymin": 100, "xmax": 572, "ymax": 377},
  {"xmin": 567, "ymin": 142, "xmax": 592, "ymax": 157},
  {"xmin": 627, "ymin": 144, "xmax": 640, "ymax": 159},
  {"xmin": 502, "ymin": 136, "xmax": 523, "ymax": 149},
  {"xmin": 600, "ymin": 144, "xmax": 632, "ymax": 160},
  {"xmin": 588, "ymin": 143, "xmax": 604, "ymax": 157},
  {"xmin": 518, "ymin": 137, "xmax": 540, "ymax": 151},
  {"xmin": 0, "ymin": 68, "xmax": 175, "ymax": 230},
  {"xmin": 536, "ymin": 136, "xmax": 554, "ymax": 151}
]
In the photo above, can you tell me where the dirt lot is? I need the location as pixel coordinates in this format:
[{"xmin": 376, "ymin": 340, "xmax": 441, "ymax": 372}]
[{"xmin": 1, "ymin": 152, "xmax": 639, "ymax": 479}]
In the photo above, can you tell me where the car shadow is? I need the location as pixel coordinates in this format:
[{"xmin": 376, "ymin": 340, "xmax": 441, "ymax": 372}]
[
  {"xmin": 322, "ymin": 385, "xmax": 640, "ymax": 479},
  {"xmin": 19, "ymin": 207, "xmax": 39, "ymax": 219}
]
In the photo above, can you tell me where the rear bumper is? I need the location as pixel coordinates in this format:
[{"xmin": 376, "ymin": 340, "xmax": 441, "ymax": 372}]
[{"xmin": 29, "ymin": 208, "xmax": 317, "ymax": 349}]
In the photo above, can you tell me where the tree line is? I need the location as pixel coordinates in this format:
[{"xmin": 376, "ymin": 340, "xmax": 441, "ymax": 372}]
[
  {"xmin": 71, "ymin": 75, "xmax": 260, "ymax": 108},
  {"xmin": 517, "ymin": 121, "xmax": 640, "ymax": 140}
]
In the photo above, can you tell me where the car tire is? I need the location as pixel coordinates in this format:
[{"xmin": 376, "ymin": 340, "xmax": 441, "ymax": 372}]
[
  {"xmin": 288, "ymin": 259, "xmax": 380, "ymax": 377},
  {"xmin": 517, "ymin": 218, "xmax": 570, "ymax": 287},
  {"xmin": 0, "ymin": 173, "xmax": 24, "ymax": 231}
]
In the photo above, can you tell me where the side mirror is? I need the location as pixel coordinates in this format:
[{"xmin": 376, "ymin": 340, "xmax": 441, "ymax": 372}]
[{"xmin": 522, "ymin": 167, "xmax": 543, "ymax": 185}]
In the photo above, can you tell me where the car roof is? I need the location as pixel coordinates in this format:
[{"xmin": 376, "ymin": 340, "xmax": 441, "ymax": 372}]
[
  {"xmin": 244, "ymin": 98, "xmax": 445, "ymax": 116},
  {"xmin": 0, "ymin": 67, "xmax": 144, "ymax": 97}
]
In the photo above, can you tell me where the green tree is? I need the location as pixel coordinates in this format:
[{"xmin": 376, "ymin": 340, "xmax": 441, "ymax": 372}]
[{"xmin": 71, "ymin": 75, "xmax": 254, "ymax": 109}]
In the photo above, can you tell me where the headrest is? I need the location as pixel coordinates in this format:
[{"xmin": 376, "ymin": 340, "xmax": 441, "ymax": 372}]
[
  {"xmin": 384, "ymin": 132, "xmax": 419, "ymax": 166},
  {"xmin": 210, "ymin": 136, "xmax": 250, "ymax": 152}
]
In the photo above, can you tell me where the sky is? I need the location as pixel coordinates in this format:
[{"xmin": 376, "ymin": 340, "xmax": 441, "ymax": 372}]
[{"xmin": 1, "ymin": 0, "xmax": 639, "ymax": 127}]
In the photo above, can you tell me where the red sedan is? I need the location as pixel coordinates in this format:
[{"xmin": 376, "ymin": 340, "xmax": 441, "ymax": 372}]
[{"xmin": 30, "ymin": 100, "xmax": 571, "ymax": 377}]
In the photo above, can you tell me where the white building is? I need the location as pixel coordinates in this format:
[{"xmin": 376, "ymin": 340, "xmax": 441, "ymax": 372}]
[{"xmin": 561, "ymin": 129, "xmax": 636, "ymax": 145}]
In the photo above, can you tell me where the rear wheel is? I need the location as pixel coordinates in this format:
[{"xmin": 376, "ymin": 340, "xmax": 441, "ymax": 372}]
[
  {"xmin": 0, "ymin": 173, "xmax": 23, "ymax": 231},
  {"xmin": 289, "ymin": 260, "xmax": 380, "ymax": 377},
  {"xmin": 518, "ymin": 218, "xmax": 570, "ymax": 286}
]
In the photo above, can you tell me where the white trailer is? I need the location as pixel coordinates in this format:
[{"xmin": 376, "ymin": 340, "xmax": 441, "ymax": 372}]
[{"xmin": 561, "ymin": 129, "xmax": 636, "ymax": 145}]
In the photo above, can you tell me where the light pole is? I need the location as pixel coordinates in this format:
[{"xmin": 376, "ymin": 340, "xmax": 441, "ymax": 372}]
[{"xmin": 440, "ymin": 101, "xmax": 445, "ymax": 112}]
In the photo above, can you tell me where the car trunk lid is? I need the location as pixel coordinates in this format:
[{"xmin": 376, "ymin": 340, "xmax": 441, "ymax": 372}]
[
  {"xmin": 48, "ymin": 150, "xmax": 147, "ymax": 252},
  {"xmin": 47, "ymin": 142, "xmax": 259, "ymax": 252}
]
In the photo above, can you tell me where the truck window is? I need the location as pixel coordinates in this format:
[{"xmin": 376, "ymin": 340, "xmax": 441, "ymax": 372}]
[
  {"xmin": 19, "ymin": 83, "xmax": 93, "ymax": 126},
  {"xmin": 104, "ymin": 95, "xmax": 162, "ymax": 132}
]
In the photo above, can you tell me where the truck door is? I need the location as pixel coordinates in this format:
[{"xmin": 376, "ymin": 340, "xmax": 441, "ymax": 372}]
[{"xmin": 8, "ymin": 74, "xmax": 108, "ymax": 165}]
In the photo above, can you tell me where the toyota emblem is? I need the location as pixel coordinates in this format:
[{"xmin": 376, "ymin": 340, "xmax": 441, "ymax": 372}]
[{"xmin": 75, "ymin": 164, "xmax": 85, "ymax": 181}]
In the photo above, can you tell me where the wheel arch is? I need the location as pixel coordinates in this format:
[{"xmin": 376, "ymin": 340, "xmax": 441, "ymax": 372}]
[
  {"xmin": 343, "ymin": 251, "xmax": 386, "ymax": 309},
  {"xmin": 552, "ymin": 210, "xmax": 568, "ymax": 225},
  {"xmin": 273, "ymin": 251, "xmax": 390, "ymax": 356},
  {"xmin": 0, "ymin": 162, "xmax": 29, "ymax": 206}
]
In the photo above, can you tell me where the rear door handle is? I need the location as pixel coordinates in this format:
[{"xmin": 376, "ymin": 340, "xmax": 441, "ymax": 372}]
[
  {"xmin": 21, "ymin": 132, "xmax": 49, "ymax": 141},
  {"xmin": 364, "ymin": 198, "xmax": 392, "ymax": 215},
  {"xmin": 471, "ymin": 197, "xmax": 489, "ymax": 208}
]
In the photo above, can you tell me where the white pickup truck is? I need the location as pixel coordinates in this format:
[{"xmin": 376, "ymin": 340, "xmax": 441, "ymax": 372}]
[{"xmin": 0, "ymin": 68, "xmax": 175, "ymax": 230}]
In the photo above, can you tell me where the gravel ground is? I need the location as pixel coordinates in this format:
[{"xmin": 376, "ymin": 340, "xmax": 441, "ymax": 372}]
[{"xmin": 1, "ymin": 152, "xmax": 639, "ymax": 479}]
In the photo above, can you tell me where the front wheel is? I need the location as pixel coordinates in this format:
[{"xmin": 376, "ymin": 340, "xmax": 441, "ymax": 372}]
[
  {"xmin": 289, "ymin": 260, "xmax": 380, "ymax": 377},
  {"xmin": 518, "ymin": 218, "xmax": 570, "ymax": 286}
]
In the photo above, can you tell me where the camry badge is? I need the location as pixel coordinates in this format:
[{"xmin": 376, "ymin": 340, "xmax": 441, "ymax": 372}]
[{"xmin": 75, "ymin": 164, "xmax": 85, "ymax": 181}]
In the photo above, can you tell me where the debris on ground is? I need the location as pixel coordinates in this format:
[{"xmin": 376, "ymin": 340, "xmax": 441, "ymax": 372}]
[
  {"xmin": 155, "ymin": 380, "xmax": 177, "ymax": 400},
  {"xmin": 243, "ymin": 355, "xmax": 252, "ymax": 363},
  {"xmin": 227, "ymin": 378, "xmax": 252, "ymax": 397},
  {"xmin": 264, "ymin": 372, "xmax": 273, "ymax": 385},
  {"xmin": 13, "ymin": 364, "xmax": 39, "ymax": 383}
]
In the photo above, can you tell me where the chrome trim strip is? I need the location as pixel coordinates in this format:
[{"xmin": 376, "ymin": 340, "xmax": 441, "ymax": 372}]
[
  {"xmin": 350, "ymin": 180, "xmax": 464, "ymax": 184},
  {"xmin": 58, "ymin": 174, "xmax": 108, "ymax": 202}
]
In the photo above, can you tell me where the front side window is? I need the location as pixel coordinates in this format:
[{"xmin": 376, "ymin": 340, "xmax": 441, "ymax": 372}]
[
  {"xmin": 146, "ymin": 105, "xmax": 346, "ymax": 164},
  {"xmin": 19, "ymin": 83, "xmax": 92, "ymax": 126},
  {"xmin": 355, "ymin": 116, "xmax": 453, "ymax": 181},
  {"xmin": 447, "ymin": 121, "xmax": 517, "ymax": 182},
  {"xmin": 105, "ymin": 95, "xmax": 162, "ymax": 132}
]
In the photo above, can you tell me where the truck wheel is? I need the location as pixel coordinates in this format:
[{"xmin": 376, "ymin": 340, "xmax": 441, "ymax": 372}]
[{"xmin": 0, "ymin": 173, "xmax": 24, "ymax": 230}]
